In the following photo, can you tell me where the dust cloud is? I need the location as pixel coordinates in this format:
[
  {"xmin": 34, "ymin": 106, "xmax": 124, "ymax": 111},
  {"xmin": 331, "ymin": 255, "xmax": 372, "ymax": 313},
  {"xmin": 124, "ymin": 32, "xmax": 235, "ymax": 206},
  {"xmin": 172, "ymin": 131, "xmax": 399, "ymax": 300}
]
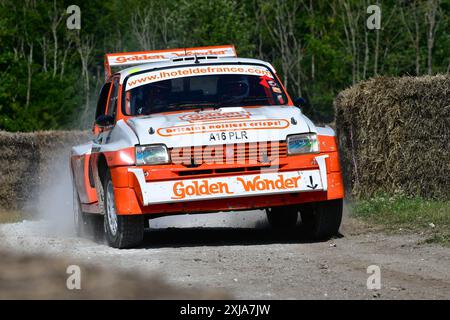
[{"xmin": 33, "ymin": 151, "xmax": 76, "ymax": 237}]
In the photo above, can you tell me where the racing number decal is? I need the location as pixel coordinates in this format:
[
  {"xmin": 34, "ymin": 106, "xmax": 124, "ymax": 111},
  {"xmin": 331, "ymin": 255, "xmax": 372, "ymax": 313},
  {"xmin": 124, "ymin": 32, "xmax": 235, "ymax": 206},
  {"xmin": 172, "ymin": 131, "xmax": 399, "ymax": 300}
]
[{"xmin": 209, "ymin": 131, "xmax": 248, "ymax": 141}]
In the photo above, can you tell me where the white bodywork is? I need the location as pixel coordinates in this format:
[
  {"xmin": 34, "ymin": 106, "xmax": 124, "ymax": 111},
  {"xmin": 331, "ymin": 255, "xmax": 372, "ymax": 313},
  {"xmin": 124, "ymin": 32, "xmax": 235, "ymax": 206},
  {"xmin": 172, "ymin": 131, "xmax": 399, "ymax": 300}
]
[{"xmin": 126, "ymin": 106, "xmax": 315, "ymax": 148}]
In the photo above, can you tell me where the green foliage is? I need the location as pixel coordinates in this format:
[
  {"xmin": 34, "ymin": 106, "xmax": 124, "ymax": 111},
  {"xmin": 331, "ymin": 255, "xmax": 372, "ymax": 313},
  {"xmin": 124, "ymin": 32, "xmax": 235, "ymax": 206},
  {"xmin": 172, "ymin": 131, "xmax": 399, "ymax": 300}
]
[
  {"xmin": 0, "ymin": 0, "xmax": 449, "ymax": 131},
  {"xmin": 176, "ymin": 0, "xmax": 255, "ymax": 54}
]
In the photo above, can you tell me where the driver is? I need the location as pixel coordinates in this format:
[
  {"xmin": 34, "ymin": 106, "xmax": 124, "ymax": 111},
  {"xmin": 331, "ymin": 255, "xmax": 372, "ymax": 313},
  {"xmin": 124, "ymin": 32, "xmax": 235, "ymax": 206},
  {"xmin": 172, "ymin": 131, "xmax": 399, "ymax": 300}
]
[
  {"xmin": 219, "ymin": 75, "xmax": 250, "ymax": 102},
  {"xmin": 138, "ymin": 82, "xmax": 171, "ymax": 114}
]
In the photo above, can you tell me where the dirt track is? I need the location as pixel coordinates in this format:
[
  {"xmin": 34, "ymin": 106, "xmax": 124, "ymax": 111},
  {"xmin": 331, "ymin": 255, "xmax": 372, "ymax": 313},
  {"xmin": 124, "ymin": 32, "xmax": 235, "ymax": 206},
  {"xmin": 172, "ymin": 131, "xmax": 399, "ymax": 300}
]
[{"xmin": 0, "ymin": 211, "xmax": 449, "ymax": 299}]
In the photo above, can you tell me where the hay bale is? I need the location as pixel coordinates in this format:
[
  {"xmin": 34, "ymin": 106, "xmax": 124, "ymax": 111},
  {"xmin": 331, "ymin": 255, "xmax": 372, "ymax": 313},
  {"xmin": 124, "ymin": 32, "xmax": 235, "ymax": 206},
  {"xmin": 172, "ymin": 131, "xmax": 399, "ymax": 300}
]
[
  {"xmin": 335, "ymin": 75, "xmax": 450, "ymax": 200},
  {"xmin": 0, "ymin": 132, "xmax": 39, "ymax": 209},
  {"xmin": 0, "ymin": 131, "xmax": 91, "ymax": 211}
]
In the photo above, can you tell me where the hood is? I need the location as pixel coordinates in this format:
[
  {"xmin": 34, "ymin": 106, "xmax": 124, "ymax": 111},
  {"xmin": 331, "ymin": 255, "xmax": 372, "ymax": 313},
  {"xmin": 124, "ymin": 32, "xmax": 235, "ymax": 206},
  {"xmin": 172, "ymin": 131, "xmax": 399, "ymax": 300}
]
[{"xmin": 126, "ymin": 106, "xmax": 316, "ymax": 148}]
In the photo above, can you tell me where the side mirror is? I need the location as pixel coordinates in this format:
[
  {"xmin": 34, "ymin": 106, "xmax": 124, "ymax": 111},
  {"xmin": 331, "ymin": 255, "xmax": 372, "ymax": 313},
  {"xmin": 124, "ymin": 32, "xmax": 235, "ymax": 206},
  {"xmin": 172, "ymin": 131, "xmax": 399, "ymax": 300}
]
[
  {"xmin": 294, "ymin": 97, "xmax": 307, "ymax": 108},
  {"xmin": 95, "ymin": 114, "xmax": 114, "ymax": 128}
]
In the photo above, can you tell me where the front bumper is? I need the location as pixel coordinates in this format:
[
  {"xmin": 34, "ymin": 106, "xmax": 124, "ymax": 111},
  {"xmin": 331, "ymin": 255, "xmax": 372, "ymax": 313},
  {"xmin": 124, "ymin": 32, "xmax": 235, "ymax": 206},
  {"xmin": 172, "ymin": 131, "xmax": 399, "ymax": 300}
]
[
  {"xmin": 110, "ymin": 152, "xmax": 344, "ymax": 215},
  {"xmin": 128, "ymin": 155, "xmax": 329, "ymax": 206}
]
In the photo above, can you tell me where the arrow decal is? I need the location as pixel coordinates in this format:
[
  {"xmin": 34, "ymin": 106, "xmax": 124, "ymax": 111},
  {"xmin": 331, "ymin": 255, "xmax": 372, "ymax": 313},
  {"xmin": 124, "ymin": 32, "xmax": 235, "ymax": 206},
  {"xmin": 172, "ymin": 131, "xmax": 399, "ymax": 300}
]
[
  {"xmin": 306, "ymin": 175, "xmax": 318, "ymax": 190},
  {"xmin": 259, "ymin": 75, "xmax": 271, "ymax": 88}
]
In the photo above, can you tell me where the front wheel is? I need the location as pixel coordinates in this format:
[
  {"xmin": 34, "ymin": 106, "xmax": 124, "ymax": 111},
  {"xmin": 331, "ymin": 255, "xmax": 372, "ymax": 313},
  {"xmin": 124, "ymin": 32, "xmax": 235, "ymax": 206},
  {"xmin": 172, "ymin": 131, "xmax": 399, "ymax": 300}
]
[
  {"xmin": 299, "ymin": 199, "xmax": 343, "ymax": 240},
  {"xmin": 103, "ymin": 169, "xmax": 144, "ymax": 248}
]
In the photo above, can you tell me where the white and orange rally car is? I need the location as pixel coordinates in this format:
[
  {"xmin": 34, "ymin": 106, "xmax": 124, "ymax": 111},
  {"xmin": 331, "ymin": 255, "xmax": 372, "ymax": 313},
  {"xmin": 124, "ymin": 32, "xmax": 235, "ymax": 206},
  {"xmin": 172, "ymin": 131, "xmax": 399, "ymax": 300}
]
[{"xmin": 71, "ymin": 45, "xmax": 344, "ymax": 248}]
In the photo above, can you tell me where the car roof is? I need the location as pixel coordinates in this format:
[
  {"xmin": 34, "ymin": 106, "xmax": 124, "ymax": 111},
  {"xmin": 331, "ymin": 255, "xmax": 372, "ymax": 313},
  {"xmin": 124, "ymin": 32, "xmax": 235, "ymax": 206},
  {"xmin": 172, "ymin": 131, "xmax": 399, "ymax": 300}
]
[{"xmin": 116, "ymin": 57, "xmax": 277, "ymax": 84}]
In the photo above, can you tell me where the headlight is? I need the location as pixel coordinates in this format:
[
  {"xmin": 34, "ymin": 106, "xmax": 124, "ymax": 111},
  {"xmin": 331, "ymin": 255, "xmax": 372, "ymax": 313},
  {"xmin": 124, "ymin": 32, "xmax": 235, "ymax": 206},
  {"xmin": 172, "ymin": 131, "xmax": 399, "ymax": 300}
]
[
  {"xmin": 135, "ymin": 144, "xmax": 170, "ymax": 165},
  {"xmin": 287, "ymin": 133, "xmax": 319, "ymax": 155}
]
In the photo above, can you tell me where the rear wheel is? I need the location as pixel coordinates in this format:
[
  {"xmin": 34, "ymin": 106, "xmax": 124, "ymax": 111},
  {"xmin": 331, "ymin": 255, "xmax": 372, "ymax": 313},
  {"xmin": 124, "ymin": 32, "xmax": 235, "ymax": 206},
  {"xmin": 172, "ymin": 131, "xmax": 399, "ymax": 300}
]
[
  {"xmin": 266, "ymin": 206, "xmax": 298, "ymax": 229},
  {"xmin": 73, "ymin": 186, "xmax": 84, "ymax": 237},
  {"xmin": 103, "ymin": 169, "xmax": 144, "ymax": 248},
  {"xmin": 300, "ymin": 199, "xmax": 343, "ymax": 240},
  {"xmin": 73, "ymin": 185, "xmax": 103, "ymax": 240}
]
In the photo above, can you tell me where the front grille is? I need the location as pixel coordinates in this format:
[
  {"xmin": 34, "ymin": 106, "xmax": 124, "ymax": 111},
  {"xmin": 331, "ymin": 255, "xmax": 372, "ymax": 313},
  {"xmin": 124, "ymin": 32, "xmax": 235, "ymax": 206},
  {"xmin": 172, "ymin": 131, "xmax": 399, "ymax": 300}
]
[{"xmin": 170, "ymin": 141, "xmax": 287, "ymax": 166}]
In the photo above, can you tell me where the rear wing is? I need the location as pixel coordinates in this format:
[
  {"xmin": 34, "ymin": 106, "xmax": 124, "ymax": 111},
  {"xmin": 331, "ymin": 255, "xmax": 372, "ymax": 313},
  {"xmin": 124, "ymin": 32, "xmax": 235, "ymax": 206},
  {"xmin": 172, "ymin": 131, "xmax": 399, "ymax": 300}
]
[{"xmin": 104, "ymin": 45, "xmax": 237, "ymax": 80}]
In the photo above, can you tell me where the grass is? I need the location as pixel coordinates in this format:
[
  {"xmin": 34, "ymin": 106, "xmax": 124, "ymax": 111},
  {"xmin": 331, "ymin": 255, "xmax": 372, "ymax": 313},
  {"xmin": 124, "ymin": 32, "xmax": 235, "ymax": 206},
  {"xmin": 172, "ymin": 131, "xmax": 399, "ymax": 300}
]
[{"xmin": 350, "ymin": 194, "xmax": 450, "ymax": 246}]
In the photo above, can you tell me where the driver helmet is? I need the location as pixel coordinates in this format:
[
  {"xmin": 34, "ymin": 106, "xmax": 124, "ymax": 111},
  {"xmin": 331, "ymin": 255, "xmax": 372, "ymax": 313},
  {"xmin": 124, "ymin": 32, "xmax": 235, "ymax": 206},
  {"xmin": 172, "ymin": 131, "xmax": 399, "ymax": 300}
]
[
  {"xmin": 146, "ymin": 82, "xmax": 170, "ymax": 103},
  {"xmin": 222, "ymin": 75, "xmax": 250, "ymax": 100}
]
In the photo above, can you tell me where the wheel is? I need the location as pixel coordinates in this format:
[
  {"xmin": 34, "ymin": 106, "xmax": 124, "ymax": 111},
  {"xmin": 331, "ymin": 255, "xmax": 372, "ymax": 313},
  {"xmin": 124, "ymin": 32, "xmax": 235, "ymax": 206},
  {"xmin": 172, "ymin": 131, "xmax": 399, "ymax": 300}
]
[
  {"xmin": 73, "ymin": 185, "xmax": 84, "ymax": 237},
  {"xmin": 73, "ymin": 184, "xmax": 104, "ymax": 240},
  {"xmin": 103, "ymin": 169, "xmax": 144, "ymax": 248},
  {"xmin": 266, "ymin": 206, "xmax": 298, "ymax": 229},
  {"xmin": 299, "ymin": 199, "xmax": 343, "ymax": 240}
]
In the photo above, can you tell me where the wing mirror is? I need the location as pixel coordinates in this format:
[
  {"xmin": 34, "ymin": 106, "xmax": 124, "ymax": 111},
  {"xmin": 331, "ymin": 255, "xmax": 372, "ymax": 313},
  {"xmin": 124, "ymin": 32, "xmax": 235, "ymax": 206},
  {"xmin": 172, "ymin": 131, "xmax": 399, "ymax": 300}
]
[
  {"xmin": 95, "ymin": 114, "xmax": 114, "ymax": 128},
  {"xmin": 294, "ymin": 97, "xmax": 307, "ymax": 108}
]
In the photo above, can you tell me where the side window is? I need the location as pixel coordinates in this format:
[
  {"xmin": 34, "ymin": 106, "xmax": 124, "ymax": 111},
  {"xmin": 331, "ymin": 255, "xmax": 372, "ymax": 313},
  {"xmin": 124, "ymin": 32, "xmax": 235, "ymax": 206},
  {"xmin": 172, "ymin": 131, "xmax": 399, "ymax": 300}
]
[
  {"xmin": 95, "ymin": 82, "xmax": 112, "ymax": 120},
  {"xmin": 107, "ymin": 78, "xmax": 120, "ymax": 117}
]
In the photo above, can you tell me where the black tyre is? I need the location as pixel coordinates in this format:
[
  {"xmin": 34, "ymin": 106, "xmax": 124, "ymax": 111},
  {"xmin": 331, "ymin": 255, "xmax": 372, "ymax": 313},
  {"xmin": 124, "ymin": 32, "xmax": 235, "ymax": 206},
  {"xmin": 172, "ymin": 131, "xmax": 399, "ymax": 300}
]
[
  {"xmin": 73, "ymin": 184, "xmax": 104, "ymax": 240},
  {"xmin": 299, "ymin": 199, "xmax": 343, "ymax": 240},
  {"xmin": 103, "ymin": 169, "xmax": 144, "ymax": 248},
  {"xmin": 73, "ymin": 186, "xmax": 85, "ymax": 237},
  {"xmin": 266, "ymin": 206, "xmax": 299, "ymax": 229}
]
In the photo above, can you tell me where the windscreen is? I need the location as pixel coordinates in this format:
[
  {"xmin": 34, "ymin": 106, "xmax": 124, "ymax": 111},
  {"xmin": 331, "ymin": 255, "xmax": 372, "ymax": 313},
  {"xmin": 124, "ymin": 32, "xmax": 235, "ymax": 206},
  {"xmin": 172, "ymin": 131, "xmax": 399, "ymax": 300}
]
[{"xmin": 123, "ymin": 64, "xmax": 288, "ymax": 115}]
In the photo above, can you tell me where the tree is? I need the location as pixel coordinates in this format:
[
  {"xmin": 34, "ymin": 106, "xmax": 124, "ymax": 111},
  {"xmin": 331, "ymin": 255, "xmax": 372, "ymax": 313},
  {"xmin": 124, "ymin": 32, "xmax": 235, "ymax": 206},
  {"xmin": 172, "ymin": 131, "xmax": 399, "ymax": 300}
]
[
  {"xmin": 261, "ymin": 0, "xmax": 305, "ymax": 97},
  {"xmin": 425, "ymin": 0, "xmax": 441, "ymax": 74},
  {"xmin": 0, "ymin": 0, "xmax": 449, "ymax": 132}
]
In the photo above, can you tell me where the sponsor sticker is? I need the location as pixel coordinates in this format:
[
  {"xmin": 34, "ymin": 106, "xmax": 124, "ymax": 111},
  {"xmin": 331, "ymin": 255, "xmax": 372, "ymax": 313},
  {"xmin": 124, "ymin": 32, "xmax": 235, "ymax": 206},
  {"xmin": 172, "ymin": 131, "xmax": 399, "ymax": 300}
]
[
  {"xmin": 108, "ymin": 47, "xmax": 236, "ymax": 66},
  {"xmin": 126, "ymin": 65, "xmax": 274, "ymax": 90},
  {"xmin": 132, "ymin": 170, "xmax": 323, "ymax": 204},
  {"xmin": 157, "ymin": 119, "xmax": 290, "ymax": 136},
  {"xmin": 179, "ymin": 110, "xmax": 251, "ymax": 122},
  {"xmin": 272, "ymin": 87, "xmax": 282, "ymax": 93}
]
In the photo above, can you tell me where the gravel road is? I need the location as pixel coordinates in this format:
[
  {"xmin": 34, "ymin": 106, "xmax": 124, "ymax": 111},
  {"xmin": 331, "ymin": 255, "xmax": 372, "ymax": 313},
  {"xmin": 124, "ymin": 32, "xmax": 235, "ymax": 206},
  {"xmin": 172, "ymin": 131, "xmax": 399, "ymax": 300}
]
[{"xmin": 0, "ymin": 210, "xmax": 449, "ymax": 299}]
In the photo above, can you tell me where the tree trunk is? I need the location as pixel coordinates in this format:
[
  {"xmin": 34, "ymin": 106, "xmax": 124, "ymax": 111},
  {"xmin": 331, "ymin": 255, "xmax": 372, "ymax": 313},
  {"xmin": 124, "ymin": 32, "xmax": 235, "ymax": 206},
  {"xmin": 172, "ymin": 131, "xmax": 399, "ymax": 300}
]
[
  {"xmin": 77, "ymin": 35, "xmax": 94, "ymax": 125},
  {"xmin": 131, "ymin": 5, "xmax": 158, "ymax": 50},
  {"xmin": 26, "ymin": 43, "xmax": 33, "ymax": 108},
  {"xmin": 374, "ymin": 28, "xmax": 379, "ymax": 76},
  {"xmin": 426, "ymin": 0, "xmax": 440, "ymax": 75},
  {"xmin": 400, "ymin": 2, "xmax": 421, "ymax": 75},
  {"xmin": 415, "ymin": 18, "xmax": 420, "ymax": 75},
  {"xmin": 309, "ymin": 0, "xmax": 315, "ymax": 81},
  {"xmin": 60, "ymin": 39, "xmax": 72, "ymax": 79},
  {"xmin": 50, "ymin": 0, "xmax": 63, "ymax": 78},
  {"xmin": 40, "ymin": 36, "xmax": 48, "ymax": 72},
  {"xmin": 373, "ymin": 0, "xmax": 380, "ymax": 76},
  {"xmin": 254, "ymin": 0, "xmax": 264, "ymax": 59},
  {"xmin": 363, "ymin": 21, "xmax": 369, "ymax": 79},
  {"xmin": 52, "ymin": 25, "xmax": 58, "ymax": 77},
  {"xmin": 340, "ymin": 0, "xmax": 360, "ymax": 84}
]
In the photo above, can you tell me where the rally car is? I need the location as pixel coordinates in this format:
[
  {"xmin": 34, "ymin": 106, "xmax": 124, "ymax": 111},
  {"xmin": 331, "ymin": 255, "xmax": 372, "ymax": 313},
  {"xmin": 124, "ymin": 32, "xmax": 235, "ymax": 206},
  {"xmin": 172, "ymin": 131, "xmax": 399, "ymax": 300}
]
[{"xmin": 70, "ymin": 45, "xmax": 344, "ymax": 248}]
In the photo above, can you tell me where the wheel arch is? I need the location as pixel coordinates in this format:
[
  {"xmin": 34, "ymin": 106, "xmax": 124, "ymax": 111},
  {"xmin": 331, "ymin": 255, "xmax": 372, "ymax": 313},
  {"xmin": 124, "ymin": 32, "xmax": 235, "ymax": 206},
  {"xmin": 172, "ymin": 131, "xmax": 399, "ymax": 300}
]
[{"xmin": 97, "ymin": 153, "xmax": 109, "ymax": 186}]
